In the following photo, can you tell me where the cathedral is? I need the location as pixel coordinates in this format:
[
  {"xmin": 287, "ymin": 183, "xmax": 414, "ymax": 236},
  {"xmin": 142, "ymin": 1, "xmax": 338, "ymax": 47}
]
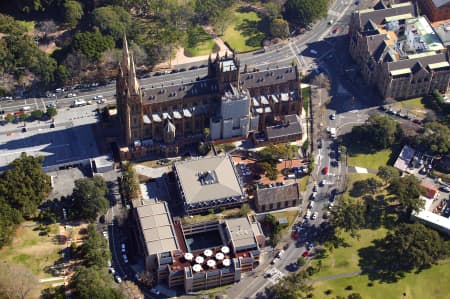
[{"xmin": 116, "ymin": 35, "xmax": 303, "ymax": 160}]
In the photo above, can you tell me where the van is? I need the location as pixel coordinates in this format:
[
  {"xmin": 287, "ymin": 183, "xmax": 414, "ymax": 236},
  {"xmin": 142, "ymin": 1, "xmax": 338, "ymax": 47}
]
[{"xmin": 21, "ymin": 106, "xmax": 31, "ymax": 112}]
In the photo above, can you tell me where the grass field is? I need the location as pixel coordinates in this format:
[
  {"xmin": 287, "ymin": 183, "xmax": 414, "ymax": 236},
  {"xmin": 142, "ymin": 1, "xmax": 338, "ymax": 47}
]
[
  {"xmin": 388, "ymin": 97, "xmax": 426, "ymax": 119},
  {"xmin": 312, "ymin": 261, "xmax": 450, "ymax": 299},
  {"xmin": 0, "ymin": 222, "xmax": 63, "ymax": 278},
  {"xmin": 185, "ymin": 26, "xmax": 218, "ymax": 57},
  {"xmin": 310, "ymin": 228, "xmax": 388, "ymax": 278},
  {"xmin": 272, "ymin": 210, "xmax": 299, "ymax": 227},
  {"xmin": 221, "ymin": 6, "xmax": 268, "ymax": 52},
  {"xmin": 302, "ymin": 87, "xmax": 311, "ymax": 114},
  {"xmin": 347, "ymin": 147, "xmax": 392, "ymax": 170},
  {"xmin": 298, "ymin": 175, "xmax": 310, "ymax": 192}
]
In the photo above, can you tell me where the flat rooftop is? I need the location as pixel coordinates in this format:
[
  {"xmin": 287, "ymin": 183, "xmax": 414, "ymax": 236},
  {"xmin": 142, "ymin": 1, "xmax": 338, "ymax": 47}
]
[
  {"xmin": 174, "ymin": 155, "xmax": 244, "ymax": 204},
  {"xmin": 0, "ymin": 122, "xmax": 99, "ymax": 171},
  {"xmin": 226, "ymin": 217, "xmax": 258, "ymax": 250},
  {"xmin": 136, "ymin": 202, "xmax": 179, "ymax": 255}
]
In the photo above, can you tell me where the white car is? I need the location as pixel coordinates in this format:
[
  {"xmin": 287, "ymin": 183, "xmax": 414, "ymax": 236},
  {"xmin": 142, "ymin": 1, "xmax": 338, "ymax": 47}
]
[
  {"xmin": 311, "ymin": 212, "xmax": 318, "ymax": 220},
  {"xmin": 94, "ymin": 95, "xmax": 104, "ymax": 100},
  {"xmin": 150, "ymin": 288, "xmax": 160, "ymax": 295},
  {"xmin": 121, "ymin": 243, "xmax": 126, "ymax": 253},
  {"xmin": 114, "ymin": 275, "xmax": 122, "ymax": 283},
  {"xmin": 102, "ymin": 231, "xmax": 108, "ymax": 239},
  {"xmin": 109, "ymin": 267, "xmax": 115, "ymax": 275},
  {"xmin": 305, "ymin": 210, "xmax": 312, "ymax": 219},
  {"xmin": 122, "ymin": 254, "xmax": 128, "ymax": 263}
]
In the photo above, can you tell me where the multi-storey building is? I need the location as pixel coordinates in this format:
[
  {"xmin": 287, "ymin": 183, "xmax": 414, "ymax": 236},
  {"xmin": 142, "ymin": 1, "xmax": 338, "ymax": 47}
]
[
  {"xmin": 349, "ymin": 1, "xmax": 450, "ymax": 100},
  {"xmin": 134, "ymin": 201, "xmax": 265, "ymax": 293},
  {"xmin": 419, "ymin": 0, "xmax": 450, "ymax": 22},
  {"xmin": 116, "ymin": 35, "xmax": 302, "ymax": 160}
]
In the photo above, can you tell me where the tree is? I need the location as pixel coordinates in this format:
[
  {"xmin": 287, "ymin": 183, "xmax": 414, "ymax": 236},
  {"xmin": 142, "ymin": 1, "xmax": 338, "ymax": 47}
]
[
  {"xmin": 330, "ymin": 197, "xmax": 365, "ymax": 238},
  {"xmin": 46, "ymin": 106, "xmax": 57, "ymax": 118},
  {"xmin": 377, "ymin": 165, "xmax": 401, "ymax": 183},
  {"xmin": 80, "ymin": 224, "xmax": 111, "ymax": 268},
  {"xmin": 351, "ymin": 114, "xmax": 401, "ymax": 149},
  {"xmin": 202, "ymin": 127, "xmax": 210, "ymax": 141},
  {"xmin": 5, "ymin": 114, "xmax": 14, "ymax": 123},
  {"xmin": 417, "ymin": 121, "xmax": 450, "ymax": 155},
  {"xmin": 378, "ymin": 223, "xmax": 449, "ymax": 272},
  {"xmin": 119, "ymin": 281, "xmax": 143, "ymax": 299},
  {"xmin": 71, "ymin": 266, "xmax": 124, "ymax": 299},
  {"xmin": 31, "ymin": 109, "xmax": 44, "ymax": 120},
  {"xmin": 55, "ymin": 64, "xmax": 69, "ymax": 86},
  {"xmin": 350, "ymin": 178, "xmax": 383, "ymax": 197},
  {"xmin": 73, "ymin": 30, "xmax": 115, "ymax": 62},
  {"xmin": 283, "ymin": 0, "xmax": 329, "ymax": 27},
  {"xmin": 297, "ymin": 256, "xmax": 306, "ymax": 267},
  {"xmin": 240, "ymin": 203, "xmax": 251, "ymax": 216},
  {"xmin": 198, "ymin": 141, "xmax": 211, "ymax": 155},
  {"xmin": 71, "ymin": 176, "xmax": 109, "ymax": 221},
  {"xmin": 63, "ymin": 0, "xmax": 83, "ymax": 29},
  {"xmin": 270, "ymin": 18, "xmax": 290, "ymax": 39},
  {"xmin": 92, "ymin": 5, "xmax": 131, "ymax": 41},
  {"xmin": 388, "ymin": 175, "xmax": 425, "ymax": 214},
  {"xmin": 0, "ymin": 153, "xmax": 51, "ymax": 218},
  {"xmin": 271, "ymin": 270, "xmax": 313, "ymax": 299},
  {"xmin": 0, "ymin": 262, "xmax": 38, "ymax": 299}
]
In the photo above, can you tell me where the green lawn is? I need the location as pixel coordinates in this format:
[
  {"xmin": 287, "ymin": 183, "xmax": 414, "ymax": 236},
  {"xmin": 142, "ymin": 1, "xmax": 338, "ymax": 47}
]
[
  {"xmin": 347, "ymin": 147, "xmax": 392, "ymax": 170},
  {"xmin": 221, "ymin": 6, "xmax": 267, "ymax": 53},
  {"xmin": 310, "ymin": 228, "xmax": 387, "ymax": 278},
  {"xmin": 302, "ymin": 87, "xmax": 311, "ymax": 114},
  {"xmin": 0, "ymin": 222, "xmax": 63, "ymax": 278},
  {"xmin": 185, "ymin": 26, "xmax": 218, "ymax": 57},
  {"xmin": 312, "ymin": 261, "xmax": 450, "ymax": 299},
  {"xmin": 388, "ymin": 97, "xmax": 426, "ymax": 119},
  {"xmin": 298, "ymin": 175, "xmax": 310, "ymax": 192},
  {"xmin": 272, "ymin": 210, "xmax": 299, "ymax": 227}
]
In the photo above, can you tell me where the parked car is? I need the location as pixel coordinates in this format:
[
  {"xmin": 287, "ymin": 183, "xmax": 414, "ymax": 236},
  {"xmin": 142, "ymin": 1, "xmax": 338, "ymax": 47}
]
[
  {"xmin": 121, "ymin": 243, "xmax": 126, "ymax": 253},
  {"xmin": 302, "ymin": 250, "xmax": 310, "ymax": 257},
  {"xmin": 150, "ymin": 288, "xmax": 161, "ymax": 295},
  {"xmin": 122, "ymin": 254, "xmax": 128, "ymax": 263},
  {"xmin": 311, "ymin": 212, "xmax": 318, "ymax": 220},
  {"xmin": 440, "ymin": 186, "xmax": 450, "ymax": 193},
  {"xmin": 114, "ymin": 275, "xmax": 122, "ymax": 283},
  {"xmin": 322, "ymin": 166, "xmax": 329, "ymax": 175}
]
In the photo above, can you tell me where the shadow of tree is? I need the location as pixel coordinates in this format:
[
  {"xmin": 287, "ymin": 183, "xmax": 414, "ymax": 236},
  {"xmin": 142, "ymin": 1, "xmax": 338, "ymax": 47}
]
[{"xmin": 236, "ymin": 19, "xmax": 260, "ymax": 37}]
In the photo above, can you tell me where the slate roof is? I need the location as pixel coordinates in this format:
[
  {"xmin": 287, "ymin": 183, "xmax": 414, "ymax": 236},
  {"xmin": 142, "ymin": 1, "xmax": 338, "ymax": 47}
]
[
  {"xmin": 266, "ymin": 114, "xmax": 302, "ymax": 140},
  {"xmin": 256, "ymin": 183, "xmax": 300, "ymax": 206}
]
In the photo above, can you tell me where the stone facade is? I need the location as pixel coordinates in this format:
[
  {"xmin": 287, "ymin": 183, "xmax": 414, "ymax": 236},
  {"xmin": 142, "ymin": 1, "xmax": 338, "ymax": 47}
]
[
  {"xmin": 116, "ymin": 36, "xmax": 302, "ymax": 160},
  {"xmin": 349, "ymin": 2, "xmax": 450, "ymax": 100}
]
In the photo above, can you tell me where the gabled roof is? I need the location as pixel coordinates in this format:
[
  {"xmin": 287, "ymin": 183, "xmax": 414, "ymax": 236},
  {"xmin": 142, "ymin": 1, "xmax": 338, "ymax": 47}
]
[{"xmin": 256, "ymin": 183, "xmax": 300, "ymax": 206}]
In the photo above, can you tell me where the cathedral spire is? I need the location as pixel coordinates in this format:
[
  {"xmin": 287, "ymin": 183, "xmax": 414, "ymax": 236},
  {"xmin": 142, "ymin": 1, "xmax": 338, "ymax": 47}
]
[
  {"xmin": 122, "ymin": 32, "xmax": 130, "ymax": 75},
  {"xmin": 129, "ymin": 53, "xmax": 140, "ymax": 95}
]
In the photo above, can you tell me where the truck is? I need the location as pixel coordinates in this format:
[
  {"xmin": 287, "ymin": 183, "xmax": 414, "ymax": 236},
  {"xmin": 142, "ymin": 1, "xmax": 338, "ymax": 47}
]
[
  {"xmin": 329, "ymin": 127, "xmax": 337, "ymax": 139},
  {"xmin": 72, "ymin": 99, "xmax": 87, "ymax": 107}
]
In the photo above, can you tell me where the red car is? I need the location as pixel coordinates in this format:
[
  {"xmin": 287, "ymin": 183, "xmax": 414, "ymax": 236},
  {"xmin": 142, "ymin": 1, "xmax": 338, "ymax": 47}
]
[
  {"xmin": 322, "ymin": 166, "xmax": 329, "ymax": 175},
  {"xmin": 292, "ymin": 232, "xmax": 299, "ymax": 239},
  {"xmin": 302, "ymin": 250, "xmax": 310, "ymax": 257}
]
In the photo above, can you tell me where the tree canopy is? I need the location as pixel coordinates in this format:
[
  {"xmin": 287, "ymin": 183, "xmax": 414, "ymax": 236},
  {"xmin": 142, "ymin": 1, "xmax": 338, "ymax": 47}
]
[
  {"xmin": 71, "ymin": 266, "xmax": 124, "ymax": 299},
  {"xmin": 64, "ymin": 0, "xmax": 83, "ymax": 29},
  {"xmin": 0, "ymin": 153, "xmax": 51, "ymax": 218},
  {"xmin": 417, "ymin": 121, "xmax": 450, "ymax": 155},
  {"xmin": 377, "ymin": 165, "xmax": 401, "ymax": 183},
  {"xmin": 351, "ymin": 114, "xmax": 401, "ymax": 149},
  {"xmin": 330, "ymin": 197, "xmax": 366, "ymax": 238},
  {"xmin": 73, "ymin": 30, "xmax": 115, "ymax": 62},
  {"xmin": 270, "ymin": 18, "xmax": 290, "ymax": 39},
  {"xmin": 271, "ymin": 270, "xmax": 313, "ymax": 299},
  {"xmin": 80, "ymin": 224, "xmax": 111, "ymax": 268},
  {"xmin": 388, "ymin": 175, "xmax": 425, "ymax": 214},
  {"xmin": 71, "ymin": 176, "xmax": 109, "ymax": 221},
  {"xmin": 378, "ymin": 223, "xmax": 449, "ymax": 272},
  {"xmin": 92, "ymin": 5, "xmax": 131, "ymax": 41},
  {"xmin": 283, "ymin": 0, "xmax": 329, "ymax": 27}
]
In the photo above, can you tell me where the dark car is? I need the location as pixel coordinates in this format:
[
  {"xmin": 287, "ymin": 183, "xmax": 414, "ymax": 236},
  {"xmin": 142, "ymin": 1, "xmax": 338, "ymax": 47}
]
[
  {"xmin": 318, "ymin": 138, "xmax": 323, "ymax": 149},
  {"xmin": 189, "ymin": 65, "xmax": 199, "ymax": 70},
  {"xmin": 178, "ymin": 68, "xmax": 187, "ymax": 72}
]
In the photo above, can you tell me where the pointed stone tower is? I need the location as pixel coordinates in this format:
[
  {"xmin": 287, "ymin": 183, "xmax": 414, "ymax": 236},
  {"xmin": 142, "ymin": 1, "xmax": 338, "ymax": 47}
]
[{"xmin": 116, "ymin": 33, "xmax": 143, "ymax": 146}]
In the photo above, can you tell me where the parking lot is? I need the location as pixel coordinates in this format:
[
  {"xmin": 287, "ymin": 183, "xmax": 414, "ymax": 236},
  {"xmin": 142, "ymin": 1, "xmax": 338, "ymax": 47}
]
[{"xmin": 0, "ymin": 105, "xmax": 99, "ymax": 171}]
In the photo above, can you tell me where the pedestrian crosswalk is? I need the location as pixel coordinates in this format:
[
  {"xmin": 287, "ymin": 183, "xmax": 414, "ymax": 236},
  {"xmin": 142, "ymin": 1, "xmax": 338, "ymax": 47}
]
[{"xmin": 265, "ymin": 267, "xmax": 285, "ymax": 284}]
